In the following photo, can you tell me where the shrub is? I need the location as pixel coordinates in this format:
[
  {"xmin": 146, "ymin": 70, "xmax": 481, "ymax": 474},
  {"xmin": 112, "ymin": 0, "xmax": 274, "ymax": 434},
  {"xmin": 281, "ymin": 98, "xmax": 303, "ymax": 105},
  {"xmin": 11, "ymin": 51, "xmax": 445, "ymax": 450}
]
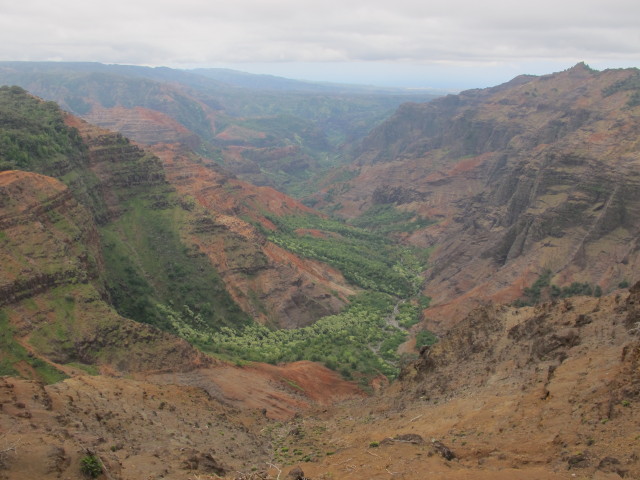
[
  {"xmin": 80, "ymin": 454, "xmax": 102, "ymax": 478},
  {"xmin": 415, "ymin": 329, "xmax": 438, "ymax": 348}
]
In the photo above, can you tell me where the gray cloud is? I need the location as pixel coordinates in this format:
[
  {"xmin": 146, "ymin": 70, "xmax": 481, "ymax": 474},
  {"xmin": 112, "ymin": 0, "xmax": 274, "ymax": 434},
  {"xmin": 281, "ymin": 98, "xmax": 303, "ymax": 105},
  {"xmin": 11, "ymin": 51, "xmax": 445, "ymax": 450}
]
[{"xmin": 0, "ymin": 0, "xmax": 638, "ymax": 85}]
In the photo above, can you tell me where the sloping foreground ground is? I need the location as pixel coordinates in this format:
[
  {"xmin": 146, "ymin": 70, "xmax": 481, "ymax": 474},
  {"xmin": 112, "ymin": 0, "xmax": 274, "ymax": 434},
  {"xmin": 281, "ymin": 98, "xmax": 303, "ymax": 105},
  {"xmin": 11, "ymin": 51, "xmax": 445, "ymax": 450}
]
[
  {"xmin": 2, "ymin": 286, "xmax": 638, "ymax": 479},
  {"xmin": 0, "ymin": 375, "xmax": 269, "ymax": 479},
  {"xmin": 147, "ymin": 360, "xmax": 364, "ymax": 421},
  {"xmin": 270, "ymin": 286, "xmax": 640, "ymax": 480},
  {"xmin": 0, "ymin": 168, "xmax": 363, "ymax": 479}
]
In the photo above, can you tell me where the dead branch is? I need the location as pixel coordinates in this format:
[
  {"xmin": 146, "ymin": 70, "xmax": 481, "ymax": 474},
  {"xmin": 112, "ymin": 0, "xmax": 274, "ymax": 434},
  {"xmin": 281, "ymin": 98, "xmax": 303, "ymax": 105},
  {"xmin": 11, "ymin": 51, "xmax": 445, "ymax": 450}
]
[{"xmin": 266, "ymin": 462, "xmax": 282, "ymax": 480}]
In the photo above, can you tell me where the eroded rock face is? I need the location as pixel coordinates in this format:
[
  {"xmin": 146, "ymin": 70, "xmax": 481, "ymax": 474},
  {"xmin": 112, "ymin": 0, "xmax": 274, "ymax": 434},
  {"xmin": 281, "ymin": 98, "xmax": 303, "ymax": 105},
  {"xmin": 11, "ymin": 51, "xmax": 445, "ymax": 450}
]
[
  {"xmin": 625, "ymin": 280, "xmax": 640, "ymax": 329},
  {"xmin": 409, "ymin": 290, "xmax": 638, "ymax": 403},
  {"xmin": 85, "ymin": 106, "xmax": 201, "ymax": 147},
  {"xmin": 322, "ymin": 64, "xmax": 640, "ymax": 328}
]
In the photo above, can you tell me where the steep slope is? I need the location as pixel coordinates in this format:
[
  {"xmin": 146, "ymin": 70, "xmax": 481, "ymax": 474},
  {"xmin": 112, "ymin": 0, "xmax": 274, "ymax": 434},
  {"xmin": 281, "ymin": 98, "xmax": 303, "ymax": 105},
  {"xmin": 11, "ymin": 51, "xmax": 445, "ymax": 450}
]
[
  {"xmin": 136, "ymin": 142, "xmax": 354, "ymax": 328},
  {"xmin": 0, "ymin": 170, "xmax": 210, "ymax": 379},
  {"xmin": 1, "ymin": 85, "xmax": 353, "ymax": 332},
  {"xmin": 0, "ymin": 85, "xmax": 251, "ymax": 332},
  {"xmin": 0, "ymin": 375, "xmax": 271, "ymax": 480},
  {"xmin": 323, "ymin": 64, "xmax": 640, "ymax": 330},
  {"xmin": 0, "ymin": 360, "xmax": 366, "ymax": 480},
  {"xmin": 262, "ymin": 286, "xmax": 640, "ymax": 480},
  {"xmin": 0, "ymin": 170, "xmax": 100, "ymax": 305}
]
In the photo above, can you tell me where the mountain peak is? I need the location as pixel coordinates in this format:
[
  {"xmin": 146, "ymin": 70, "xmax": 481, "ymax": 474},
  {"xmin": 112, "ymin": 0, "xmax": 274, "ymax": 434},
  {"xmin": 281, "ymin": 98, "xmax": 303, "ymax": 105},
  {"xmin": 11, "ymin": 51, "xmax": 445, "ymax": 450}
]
[{"xmin": 566, "ymin": 61, "xmax": 597, "ymax": 74}]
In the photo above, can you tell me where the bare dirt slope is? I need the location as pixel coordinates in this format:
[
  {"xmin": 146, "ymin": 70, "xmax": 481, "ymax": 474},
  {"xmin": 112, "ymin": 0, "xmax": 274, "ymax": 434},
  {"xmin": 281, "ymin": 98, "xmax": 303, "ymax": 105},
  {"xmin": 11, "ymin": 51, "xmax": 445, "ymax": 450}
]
[
  {"xmin": 0, "ymin": 361, "xmax": 364, "ymax": 480},
  {"xmin": 290, "ymin": 286, "xmax": 640, "ymax": 480},
  {"xmin": 3, "ymin": 285, "xmax": 639, "ymax": 480},
  {"xmin": 146, "ymin": 360, "xmax": 365, "ymax": 421},
  {"xmin": 0, "ymin": 375, "xmax": 270, "ymax": 480}
]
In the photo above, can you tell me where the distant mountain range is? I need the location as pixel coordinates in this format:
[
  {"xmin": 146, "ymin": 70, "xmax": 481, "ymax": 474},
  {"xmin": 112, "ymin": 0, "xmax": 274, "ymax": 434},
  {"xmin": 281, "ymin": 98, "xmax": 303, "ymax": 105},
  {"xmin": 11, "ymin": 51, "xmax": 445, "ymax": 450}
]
[{"xmin": 0, "ymin": 61, "xmax": 441, "ymax": 197}]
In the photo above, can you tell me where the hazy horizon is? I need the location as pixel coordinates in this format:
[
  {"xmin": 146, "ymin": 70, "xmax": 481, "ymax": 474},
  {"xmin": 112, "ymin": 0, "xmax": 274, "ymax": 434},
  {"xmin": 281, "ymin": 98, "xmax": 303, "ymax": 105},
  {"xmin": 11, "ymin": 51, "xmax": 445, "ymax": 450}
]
[
  {"xmin": 190, "ymin": 59, "xmax": 636, "ymax": 91},
  {"xmin": 1, "ymin": 0, "xmax": 638, "ymax": 90}
]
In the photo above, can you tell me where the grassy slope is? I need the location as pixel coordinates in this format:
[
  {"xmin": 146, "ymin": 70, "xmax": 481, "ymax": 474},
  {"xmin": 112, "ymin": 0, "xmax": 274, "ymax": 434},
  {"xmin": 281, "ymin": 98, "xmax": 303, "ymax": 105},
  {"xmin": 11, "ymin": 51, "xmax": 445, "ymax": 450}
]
[{"xmin": 0, "ymin": 86, "xmax": 248, "ymax": 335}]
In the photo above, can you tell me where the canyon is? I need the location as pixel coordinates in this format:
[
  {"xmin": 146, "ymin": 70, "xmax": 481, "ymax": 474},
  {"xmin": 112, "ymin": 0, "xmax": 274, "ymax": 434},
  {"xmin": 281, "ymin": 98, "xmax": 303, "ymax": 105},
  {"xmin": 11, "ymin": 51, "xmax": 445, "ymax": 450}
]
[{"xmin": 0, "ymin": 63, "xmax": 639, "ymax": 479}]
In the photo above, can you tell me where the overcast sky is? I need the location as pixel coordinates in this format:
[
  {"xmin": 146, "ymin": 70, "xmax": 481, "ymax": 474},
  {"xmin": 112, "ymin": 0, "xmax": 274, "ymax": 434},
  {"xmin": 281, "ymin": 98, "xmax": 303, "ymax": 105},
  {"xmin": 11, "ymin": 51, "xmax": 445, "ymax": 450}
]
[{"xmin": 1, "ymin": 0, "xmax": 638, "ymax": 89}]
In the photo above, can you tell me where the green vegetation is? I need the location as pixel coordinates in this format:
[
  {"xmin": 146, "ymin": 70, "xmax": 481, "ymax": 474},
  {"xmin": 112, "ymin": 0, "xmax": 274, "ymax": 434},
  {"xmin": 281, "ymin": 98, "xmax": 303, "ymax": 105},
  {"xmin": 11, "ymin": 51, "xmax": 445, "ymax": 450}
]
[
  {"xmin": 233, "ymin": 114, "xmax": 328, "ymax": 151},
  {"xmin": 263, "ymin": 214, "xmax": 426, "ymax": 297},
  {"xmin": 66, "ymin": 362, "xmax": 100, "ymax": 375},
  {"xmin": 80, "ymin": 454, "xmax": 102, "ymax": 478},
  {"xmin": 0, "ymin": 86, "xmax": 248, "ymax": 334},
  {"xmin": 182, "ymin": 292, "xmax": 408, "ymax": 384},
  {"xmin": 101, "ymin": 194, "xmax": 249, "ymax": 332},
  {"xmin": 514, "ymin": 269, "xmax": 603, "ymax": 307},
  {"xmin": 349, "ymin": 204, "xmax": 434, "ymax": 235},
  {"xmin": 163, "ymin": 211, "xmax": 434, "ymax": 383},
  {"xmin": 418, "ymin": 295, "xmax": 432, "ymax": 309},
  {"xmin": 0, "ymin": 86, "xmax": 86, "ymax": 172},
  {"xmin": 602, "ymin": 72, "xmax": 640, "ymax": 107},
  {"xmin": 0, "ymin": 85, "xmax": 106, "ymax": 217},
  {"xmin": 0, "ymin": 310, "xmax": 67, "ymax": 384},
  {"xmin": 201, "ymin": 287, "xmax": 432, "ymax": 384},
  {"xmin": 517, "ymin": 269, "xmax": 553, "ymax": 305},
  {"xmin": 396, "ymin": 303, "xmax": 422, "ymax": 328},
  {"xmin": 415, "ymin": 329, "xmax": 439, "ymax": 348}
]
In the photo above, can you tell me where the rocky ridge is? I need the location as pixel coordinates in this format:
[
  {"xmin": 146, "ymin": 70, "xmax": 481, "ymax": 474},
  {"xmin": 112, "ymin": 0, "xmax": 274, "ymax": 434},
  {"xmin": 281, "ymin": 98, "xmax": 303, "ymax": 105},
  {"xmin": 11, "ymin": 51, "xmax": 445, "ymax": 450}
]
[
  {"xmin": 321, "ymin": 64, "xmax": 640, "ymax": 329},
  {"xmin": 0, "ymin": 169, "xmax": 211, "ymax": 376},
  {"xmin": 274, "ymin": 285, "xmax": 640, "ymax": 480}
]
